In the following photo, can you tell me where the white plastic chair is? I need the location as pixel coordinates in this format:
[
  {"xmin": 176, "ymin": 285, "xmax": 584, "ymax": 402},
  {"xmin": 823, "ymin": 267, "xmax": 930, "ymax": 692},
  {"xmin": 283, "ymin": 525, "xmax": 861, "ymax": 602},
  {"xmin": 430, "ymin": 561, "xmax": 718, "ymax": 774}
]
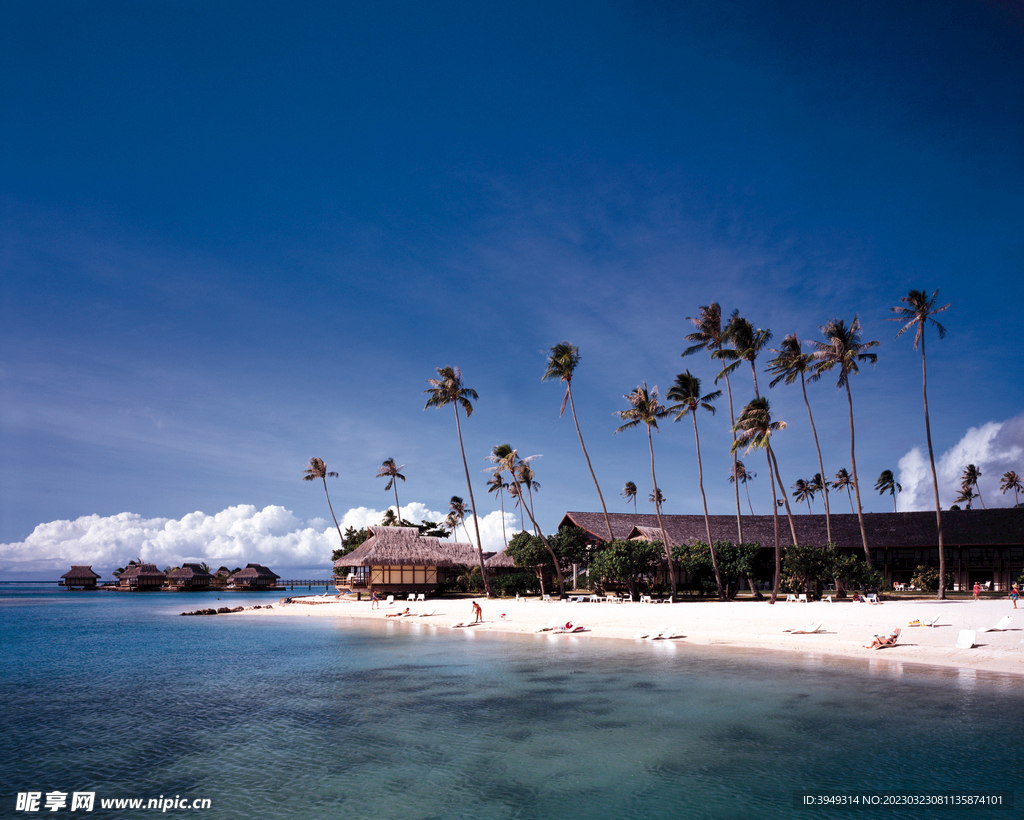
[{"xmin": 955, "ymin": 630, "xmax": 976, "ymax": 649}]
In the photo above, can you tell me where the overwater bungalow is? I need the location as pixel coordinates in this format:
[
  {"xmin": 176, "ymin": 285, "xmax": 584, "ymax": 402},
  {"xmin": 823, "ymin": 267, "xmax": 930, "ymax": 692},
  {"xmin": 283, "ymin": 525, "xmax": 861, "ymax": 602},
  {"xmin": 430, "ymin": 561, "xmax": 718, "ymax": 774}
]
[
  {"xmin": 560, "ymin": 509, "xmax": 1024, "ymax": 591},
  {"xmin": 59, "ymin": 565, "xmax": 101, "ymax": 590},
  {"xmin": 334, "ymin": 526, "xmax": 482, "ymax": 595},
  {"xmin": 167, "ymin": 563, "xmax": 214, "ymax": 590},
  {"xmin": 228, "ymin": 563, "xmax": 282, "ymax": 589},
  {"xmin": 116, "ymin": 563, "xmax": 167, "ymax": 590}
]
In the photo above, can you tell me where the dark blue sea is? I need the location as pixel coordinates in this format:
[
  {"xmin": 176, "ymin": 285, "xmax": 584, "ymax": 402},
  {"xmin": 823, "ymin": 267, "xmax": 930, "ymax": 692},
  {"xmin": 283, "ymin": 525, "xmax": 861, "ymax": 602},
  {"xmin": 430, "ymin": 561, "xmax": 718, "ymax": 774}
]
[{"xmin": 2, "ymin": 584, "xmax": 1021, "ymax": 819}]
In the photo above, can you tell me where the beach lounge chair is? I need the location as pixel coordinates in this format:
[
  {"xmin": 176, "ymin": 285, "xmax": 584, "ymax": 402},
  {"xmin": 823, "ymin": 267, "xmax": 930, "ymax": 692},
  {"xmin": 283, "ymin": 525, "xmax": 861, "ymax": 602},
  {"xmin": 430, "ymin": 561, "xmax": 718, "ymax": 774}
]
[
  {"xmin": 384, "ymin": 595, "xmax": 395, "ymax": 607},
  {"xmin": 865, "ymin": 594, "xmax": 881, "ymax": 604},
  {"xmin": 633, "ymin": 628, "xmax": 650, "ymax": 639},
  {"xmin": 640, "ymin": 595, "xmax": 653, "ymax": 603},
  {"xmin": 823, "ymin": 595, "xmax": 832, "ymax": 603},
  {"xmin": 416, "ymin": 593, "xmax": 426, "ymax": 602},
  {"xmin": 535, "ymin": 620, "xmax": 559, "ymax": 633},
  {"xmin": 908, "ymin": 614, "xmax": 940, "ymax": 628},
  {"xmin": 982, "ymin": 616, "xmax": 1012, "ymax": 633},
  {"xmin": 552, "ymin": 621, "xmax": 584, "ymax": 633},
  {"xmin": 785, "ymin": 594, "xmax": 798, "ymax": 603},
  {"xmin": 416, "ymin": 608, "xmax": 436, "ymax": 617},
  {"xmin": 542, "ymin": 594, "xmax": 552, "ymax": 602},
  {"xmin": 955, "ymin": 630, "xmax": 976, "ymax": 649},
  {"xmin": 786, "ymin": 622, "xmax": 823, "ymax": 634},
  {"xmin": 648, "ymin": 625, "xmax": 675, "ymax": 640},
  {"xmin": 798, "ymin": 594, "xmax": 809, "ymax": 603},
  {"xmin": 863, "ymin": 628, "xmax": 900, "ymax": 650}
]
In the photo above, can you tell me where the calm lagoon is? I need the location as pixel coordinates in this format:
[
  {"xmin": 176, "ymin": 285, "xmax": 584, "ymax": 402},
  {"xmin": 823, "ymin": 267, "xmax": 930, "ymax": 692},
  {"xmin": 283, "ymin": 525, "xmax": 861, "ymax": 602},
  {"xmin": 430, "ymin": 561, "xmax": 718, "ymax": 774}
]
[{"xmin": 2, "ymin": 585, "xmax": 1020, "ymax": 819}]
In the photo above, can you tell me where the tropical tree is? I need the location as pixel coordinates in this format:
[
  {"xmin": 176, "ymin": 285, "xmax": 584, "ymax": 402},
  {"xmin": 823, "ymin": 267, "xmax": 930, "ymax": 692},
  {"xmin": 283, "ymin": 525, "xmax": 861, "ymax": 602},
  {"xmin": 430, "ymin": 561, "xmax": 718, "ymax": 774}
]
[
  {"xmin": 302, "ymin": 457, "xmax": 344, "ymax": 544},
  {"xmin": 729, "ymin": 461, "xmax": 757, "ymax": 515},
  {"xmin": 683, "ymin": 303, "xmax": 745, "ymax": 546},
  {"xmin": 621, "ymin": 481, "xmax": 638, "ymax": 513},
  {"xmin": 424, "ymin": 366, "xmax": 492, "ymax": 597},
  {"xmin": 874, "ymin": 470, "xmax": 902, "ymax": 512},
  {"xmin": 733, "ymin": 397, "xmax": 799, "ymax": 603},
  {"xmin": 486, "ymin": 472, "xmax": 509, "ymax": 548},
  {"xmin": 889, "ymin": 288, "xmax": 950, "ymax": 596},
  {"xmin": 954, "ymin": 485, "xmax": 977, "ymax": 510},
  {"xmin": 961, "ymin": 464, "xmax": 986, "ymax": 509},
  {"xmin": 516, "ymin": 460, "xmax": 542, "ymax": 535},
  {"xmin": 668, "ymin": 370, "xmax": 725, "ymax": 599},
  {"xmin": 832, "ymin": 468, "xmax": 856, "ymax": 514},
  {"xmin": 488, "ymin": 444, "xmax": 565, "ymax": 596},
  {"xmin": 648, "ymin": 488, "xmax": 666, "ymax": 508},
  {"xmin": 810, "ymin": 317, "xmax": 879, "ymax": 566},
  {"xmin": 1000, "ymin": 471, "xmax": 1023, "ymax": 506},
  {"xmin": 767, "ymin": 333, "xmax": 833, "ymax": 542},
  {"xmin": 543, "ymin": 341, "xmax": 615, "ymax": 542},
  {"xmin": 375, "ymin": 458, "xmax": 406, "ymax": 523},
  {"xmin": 614, "ymin": 383, "xmax": 676, "ymax": 599},
  {"xmin": 719, "ymin": 312, "xmax": 772, "ymax": 397},
  {"xmin": 791, "ymin": 478, "xmax": 815, "ymax": 514},
  {"xmin": 446, "ymin": 495, "xmax": 475, "ymax": 546}
]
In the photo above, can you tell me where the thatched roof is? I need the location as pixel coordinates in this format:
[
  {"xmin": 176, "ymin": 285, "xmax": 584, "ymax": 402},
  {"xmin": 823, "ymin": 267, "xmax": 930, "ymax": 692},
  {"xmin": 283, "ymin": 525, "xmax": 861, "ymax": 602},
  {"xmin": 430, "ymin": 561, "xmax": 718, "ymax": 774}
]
[
  {"xmin": 334, "ymin": 526, "xmax": 480, "ymax": 568},
  {"xmin": 229, "ymin": 563, "xmax": 280, "ymax": 581},
  {"xmin": 61, "ymin": 565, "xmax": 101, "ymax": 580},
  {"xmin": 118, "ymin": 563, "xmax": 166, "ymax": 581},
  {"xmin": 168, "ymin": 563, "xmax": 213, "ymax": 581},
  {"xmin": 560, "ymin": 509, "xmax": 1024, "ymax": 549},
  {"xmin": 485, "ymin": 548, "xmax": 517, "ymax": 568}
]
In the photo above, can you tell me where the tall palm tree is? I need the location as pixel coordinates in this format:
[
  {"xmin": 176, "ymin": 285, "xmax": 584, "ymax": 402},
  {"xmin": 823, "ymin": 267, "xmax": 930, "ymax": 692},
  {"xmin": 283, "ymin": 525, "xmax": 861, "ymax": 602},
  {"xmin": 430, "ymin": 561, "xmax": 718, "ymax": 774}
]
[
  {"xmin": 302, "ymin": 457, "xmax": 344, "ymax": 544},
  {"xmin": 668, "ymin": 370, "xmax": 725, "ymax": 599},
  {"xmin": 446, "ymin": 495, "xmax": 475, "ymax": 546},
  {"xmin": 729, "ymin": 461, "xmax": 757, "ymax": 515},
  {"xmin": 543, "ymin": 341, "xmax": 614, "ymax": 542},
  {"xmin": 614, "ymin": 383, "xmax": 676, "ymax": 600},
  {"xmin": 1000, "ymin": 471, "xmax": 1023, "ymax": 506},
  {"xmin": 375, "ymin": 458, "xmax": 406, "ymax": 524},
  {"xmin": 767, "ymin": 333, "xmax": 833, "ymax": 543},
  {"xmin": 648, "ymin": 487, "xmax": 666, "ymax": 508},
  {"xmin": 621, "ymin": 481, "xmax": 638, "ymax": 513},
  {"xmin": 954, "ymin": 485, "xmax": 977, "ymax": 509},
  {"xmin": 733, "ymin": 397, "xmax": 799, "ymax": 604},
  {"xmin": 792, "ymin": 478, "xmax": 815, "ymax": 514},
  {"xmin": 874, "ymin": 470, "xmax": 902, "ymax": 512},
  {"xmin": 961, "ymin": 464, "xmax": 986, "ymax": 509},
  {"xmin": 719, "ymin": 312, "xmax": 772, "ymax": 397},
  {"xmin": 486, "ymin": 472, "xmax": 509, "ymax": 548},
  {"xmin": 890, "ymin": 288, "xmax": 950, "ymax": 597},
  {"xmin": 424, "ymin": 366, "xmax": 492, "ymax": 597},
  {"xmin": 516, "ymin": 461, "xmax": 542, "ymax": 535},
  {"xmin": 832, "ymin": 468, "xmax": 856, "ymax": 513},
  {"xmin": 488, "ymin": 444, "xmax": 565, "ymax": 596},
  {"xmin": 683, "ymin": 303, "xmax": 745, "ymax": 547},
  {"xmin": 810, "ymin": 317, "xmax": 879, "ymax": 566}
]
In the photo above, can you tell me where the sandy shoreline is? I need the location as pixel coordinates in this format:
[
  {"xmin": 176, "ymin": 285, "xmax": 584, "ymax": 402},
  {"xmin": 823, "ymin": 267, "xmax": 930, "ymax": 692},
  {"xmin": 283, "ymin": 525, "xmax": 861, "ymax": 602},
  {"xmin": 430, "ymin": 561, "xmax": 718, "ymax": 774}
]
[{"xmin": 242, "ymin": 594, "xmax": 1024, "ymax": 677}]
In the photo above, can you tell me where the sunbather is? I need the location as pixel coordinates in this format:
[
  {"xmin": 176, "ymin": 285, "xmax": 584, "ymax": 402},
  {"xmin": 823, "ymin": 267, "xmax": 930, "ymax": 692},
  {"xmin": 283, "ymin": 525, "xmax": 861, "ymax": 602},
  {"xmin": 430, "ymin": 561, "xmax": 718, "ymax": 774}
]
[
  {"xmin": 385, "ymin": 607, "xmax": 411, "ymax": 618},
  {"xmin": 863, "ymin": 628, "xmax": 900, "ymax": 650}
]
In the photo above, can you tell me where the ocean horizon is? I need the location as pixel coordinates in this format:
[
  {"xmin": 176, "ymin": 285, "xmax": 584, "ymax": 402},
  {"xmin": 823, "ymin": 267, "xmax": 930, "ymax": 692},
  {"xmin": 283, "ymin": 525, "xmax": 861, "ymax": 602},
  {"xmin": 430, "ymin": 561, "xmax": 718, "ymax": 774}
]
[{"xmin": 2, "ymin": 584, "xmax": 1020, "ymax": 819}]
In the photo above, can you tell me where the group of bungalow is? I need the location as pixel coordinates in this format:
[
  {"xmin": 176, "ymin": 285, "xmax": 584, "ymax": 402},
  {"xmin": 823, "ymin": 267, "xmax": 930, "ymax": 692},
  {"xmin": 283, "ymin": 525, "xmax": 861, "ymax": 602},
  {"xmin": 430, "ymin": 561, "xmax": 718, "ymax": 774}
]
[{"xmin": 59, "ymin": 562, "xmax": 282, "ymax": 591}]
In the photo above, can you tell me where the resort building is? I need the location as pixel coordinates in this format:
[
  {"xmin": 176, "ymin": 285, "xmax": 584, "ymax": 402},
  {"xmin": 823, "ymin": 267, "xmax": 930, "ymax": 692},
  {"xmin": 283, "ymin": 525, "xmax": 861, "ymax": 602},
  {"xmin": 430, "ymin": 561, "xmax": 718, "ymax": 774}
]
[
  {"xmin": 560, "ymin": 509, "xmax": 1024, "ymax": 591},
  {"xmin": 167, "ymin": 563, "xmax": 214, "ymax": 590},
  {"xmin": 59, "ymin": 566, "xmax": 101, "ymax": 590},
  {"xmin": 334, "ymin": 526, "xmax": 483, "ymax": 595},
  {"xmin": 116, "ymin": 563, "xmax": 167, "ymax": 590},
  {"xmin": 228, "ymin": 564, "xmax": 282, "ymax": 589}
]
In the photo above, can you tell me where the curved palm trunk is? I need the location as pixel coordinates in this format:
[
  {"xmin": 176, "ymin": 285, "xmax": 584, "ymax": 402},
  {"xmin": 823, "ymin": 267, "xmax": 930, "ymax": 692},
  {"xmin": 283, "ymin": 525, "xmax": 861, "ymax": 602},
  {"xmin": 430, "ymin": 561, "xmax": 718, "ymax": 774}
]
[
  {"xmin": 498, "ymin": 489, "xmax": 508, "ymax": 548},
  {"xmin": 647, "ymin": 426, "xmax": 677, "ymax": 601},
  {"xmin": 393, "ymin": 486, "xmax": 402, "ymax": 525},
  {"xmin": 801, "ymin": 374, "xmax": 832, "ymax": 543},
  {"xmin": 920, "ymin": 334, "xmax": 946, "ymax": 599},
  {"xmin": 510, "ymin": 473, "xmax": 565, "ymax": 596},
  {"xmin": 769, "ymin": 448, "xmax": 800, "ymax": 548},
  {"xmin": 322, "ymin": 478, "xmax": 344, "ymax": 544},
  {"xmin": 567, "ymin": 388, "xmax": 615, "ymax": 543},
  {"xmin": 524, "ymin": 482, "xmax": 540, "ymax": 537},
  {"xmin": 744, "ymin": 482, "xmax": 754, "ymax": 516},
  {"xmin": 845, "ymin": 382, "xmax": 871, "ymax": 566},
  {"xmin": 693, "ymin": 415, "xmax": 725, "ymax": 599},
  {"xmin": 723, "ymin": 372, "xmax": 744, "ymax": 546},
  {"xmin": 765, "ymin": 449, "xmax": 780, "ymax": 604},
  {"xmin": 846, "ymin": 486, "xmax": 855, "ymax": 514},
  {"xmin": 453, "ymin": 404, "xmax": 493, "ymax": 597}
]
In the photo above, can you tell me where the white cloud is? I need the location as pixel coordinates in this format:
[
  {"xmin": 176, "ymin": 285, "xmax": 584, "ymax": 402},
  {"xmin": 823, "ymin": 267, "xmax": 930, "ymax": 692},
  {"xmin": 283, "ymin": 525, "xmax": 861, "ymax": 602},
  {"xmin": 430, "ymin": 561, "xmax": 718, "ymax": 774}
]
[
  {"xmin": 0, "ymin": 501, "xmax": 524, "ymax": 577},
  {"xmin": 897, "ymin": 414, "xmax": 1024, "ymax": 510}
]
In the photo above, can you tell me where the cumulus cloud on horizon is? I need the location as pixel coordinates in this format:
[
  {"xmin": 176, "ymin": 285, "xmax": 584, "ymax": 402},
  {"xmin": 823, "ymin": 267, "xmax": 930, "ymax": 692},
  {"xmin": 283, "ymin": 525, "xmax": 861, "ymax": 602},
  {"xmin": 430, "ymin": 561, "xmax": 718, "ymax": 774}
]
[
  {"xmin": 897, "ymin": 413, "xmax": 1024, "ymax": 510},
  {"xmin": 0, "ymin": 501, "xmax": 520, "ymax": 576}
]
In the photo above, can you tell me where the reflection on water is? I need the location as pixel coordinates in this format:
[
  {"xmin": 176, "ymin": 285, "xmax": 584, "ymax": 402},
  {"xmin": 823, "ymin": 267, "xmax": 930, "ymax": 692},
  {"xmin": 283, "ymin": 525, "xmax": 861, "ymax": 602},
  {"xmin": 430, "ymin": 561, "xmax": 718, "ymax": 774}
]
[{"xmin": 1, "ymin": 586, "xmax": 1021, "ymax": 819}]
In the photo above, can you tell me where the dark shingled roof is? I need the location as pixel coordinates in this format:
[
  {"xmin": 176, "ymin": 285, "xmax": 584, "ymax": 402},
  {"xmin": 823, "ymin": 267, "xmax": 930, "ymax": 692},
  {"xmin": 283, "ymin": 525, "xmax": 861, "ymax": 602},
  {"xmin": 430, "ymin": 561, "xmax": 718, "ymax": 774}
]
[
  {"xmin": 60, "ymin": 566, "xmax": 101, "ymax": 580},
  {"xmin": 334, "ymin": 526, "xmax": 480, "ymax": 568},
  {"xmin": 168, "ymin": 563, "xmax": 213, "ymax": 581},
  {"xmin": 560, "ymin": 509, "xmax": 1024, "ymax": 549},
  {"xmin": 229, "ymin": 563, "xmax": 281, "ymax": 581}
]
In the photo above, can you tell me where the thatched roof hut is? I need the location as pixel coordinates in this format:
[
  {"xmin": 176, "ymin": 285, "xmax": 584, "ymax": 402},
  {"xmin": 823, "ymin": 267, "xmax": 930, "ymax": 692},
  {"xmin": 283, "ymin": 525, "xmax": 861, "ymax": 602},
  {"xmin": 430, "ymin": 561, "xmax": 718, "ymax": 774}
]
[
  {"xmin": 228, "ymin": 564, "xmax": 281, "ymax": 588},
  {"xmin": 167, "ymin": 563, "xmax": 213, "ymax": 590},
  {"xmin": 59, "ymin": 565, "xmax": 101, "ymax": 589},
  {"xmin": 116, "ymin": 563, "xmax": 166, "ymax": 590}
]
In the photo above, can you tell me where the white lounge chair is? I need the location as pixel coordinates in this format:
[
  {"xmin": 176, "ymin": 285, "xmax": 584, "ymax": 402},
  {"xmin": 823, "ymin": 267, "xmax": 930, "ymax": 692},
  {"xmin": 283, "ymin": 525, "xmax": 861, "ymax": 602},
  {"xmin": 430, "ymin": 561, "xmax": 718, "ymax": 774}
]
[
  {"xmin": 798, "ymin": 594, "xmax": 809, "ymax": 603},
  {"xmin": 640, "ymin": 595, "xmax": 653, "ymax": 604},
  {"xmin": 553, "ymin": 622, "xmax": 584, "ymax": 633},
  {"xmin": 823, "ymin": 595, "xmax": 832, "ymax": 603},
  {"xmin": 416, "ymin": 608, "xmax": 436, "ymax": 617},
  {"xmin": 955, "ymin": 630, "xmax": 976, "ymax": 649},
  {"xmin": 648, "ymin": 625, "xmax": 677, "ymax": 640},
  {"xmin": 633, "ymin": 629, "xmax": 650, "ymax": 639},
  {"xmin": 535, "ymin": 620, "xmax": 559, "ymax": 633},
  {"xmin": 786, "ymin": 622, "xmax": 823, "ymax": 634},
  {"xmin": 384, "ymin": 595, "xmax": 395, "ymax": 607},
  {"xmin": 866, "ymin": 594, "xmax": 881, "ymax": 604},
  {"xmin": 982, "ymin": 616, "xmax": 1012, "ymax": 633},
  {"xmin": 785, "ymin": 594, "xmax": 798, "ymax": 603},
  {"xmin": 542, "ymin": 594, "xmax": 552, "ymax": 602},
  {"xmin": 416, "ymin": 593, "xmax": 426, "ymax": 602}
]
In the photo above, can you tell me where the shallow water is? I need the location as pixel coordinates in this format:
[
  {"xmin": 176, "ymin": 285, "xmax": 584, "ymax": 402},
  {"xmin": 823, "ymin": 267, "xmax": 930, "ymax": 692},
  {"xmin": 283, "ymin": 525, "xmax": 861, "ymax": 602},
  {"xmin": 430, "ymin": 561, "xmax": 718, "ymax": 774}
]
[{"xmin": 2, "ymin": 585, "xmax": 1020, "ymax": 819}]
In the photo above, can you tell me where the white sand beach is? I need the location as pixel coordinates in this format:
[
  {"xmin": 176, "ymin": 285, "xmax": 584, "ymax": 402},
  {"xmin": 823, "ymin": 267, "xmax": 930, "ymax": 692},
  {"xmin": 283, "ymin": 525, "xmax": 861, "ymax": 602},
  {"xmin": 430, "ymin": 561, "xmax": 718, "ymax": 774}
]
[{"xmin": 244, "ymin": 593, "xmax": 1024, "ymax": 677}]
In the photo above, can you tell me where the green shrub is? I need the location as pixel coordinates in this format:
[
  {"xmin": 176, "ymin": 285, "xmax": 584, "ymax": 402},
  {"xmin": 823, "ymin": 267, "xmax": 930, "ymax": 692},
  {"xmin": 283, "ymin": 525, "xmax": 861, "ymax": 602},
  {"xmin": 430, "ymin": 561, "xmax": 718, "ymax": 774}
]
[{"xmin": 491, "ymin": 572, "xmax": 534, "ymax": 598}]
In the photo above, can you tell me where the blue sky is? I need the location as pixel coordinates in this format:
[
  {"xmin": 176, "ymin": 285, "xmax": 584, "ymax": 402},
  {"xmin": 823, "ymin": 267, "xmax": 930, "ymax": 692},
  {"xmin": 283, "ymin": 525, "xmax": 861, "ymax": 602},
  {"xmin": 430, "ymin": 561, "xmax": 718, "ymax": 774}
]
[{"xmin": 2, "ymin": 0, "xmax": 1022, "ymax": 577}]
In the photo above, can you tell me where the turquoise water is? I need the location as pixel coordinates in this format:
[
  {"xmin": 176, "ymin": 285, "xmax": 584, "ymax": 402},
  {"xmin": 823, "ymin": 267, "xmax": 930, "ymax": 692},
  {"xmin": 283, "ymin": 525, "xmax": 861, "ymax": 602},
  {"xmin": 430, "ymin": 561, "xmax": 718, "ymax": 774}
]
[{"xmin": 1, "ymin": 585, "xmax": 1020, "ymax": 819}]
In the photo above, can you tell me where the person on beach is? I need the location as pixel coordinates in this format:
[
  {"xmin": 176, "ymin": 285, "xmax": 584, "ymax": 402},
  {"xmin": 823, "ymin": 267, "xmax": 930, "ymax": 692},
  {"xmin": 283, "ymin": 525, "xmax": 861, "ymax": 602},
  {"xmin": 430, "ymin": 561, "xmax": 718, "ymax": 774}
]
[
  {"xmin": 472, "ymin": 600, "xmax": 482, "ymax": 623},
  {"xmin": 973, "ymin": 582, "xmax": 981, "ymax": 601},
  {"xmin": 385, "ymin": 607, "xmax": 411, "ymax": 618},
  {"xmin": 371, "ymin": 591, "xmax": 380, "ymax": 610},
  {"xmin": 1010, "ymin": 585, "xmax": 1019, "ymax": 610},
  {"xmin": 863, "ymin": 628, "xmax": 900, "ymax": 650}
]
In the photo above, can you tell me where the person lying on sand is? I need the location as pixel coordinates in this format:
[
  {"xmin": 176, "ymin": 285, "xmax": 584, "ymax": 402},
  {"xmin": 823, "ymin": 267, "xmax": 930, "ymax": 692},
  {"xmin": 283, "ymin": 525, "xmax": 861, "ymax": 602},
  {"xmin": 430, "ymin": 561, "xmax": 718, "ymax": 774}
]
[
  {"xmin": 863, "ymin": 628, "xmax": 900, "ymax": 650},
  {"xmin": 385, "ymin": 608, "xmax": 411, "ymax": 618}
]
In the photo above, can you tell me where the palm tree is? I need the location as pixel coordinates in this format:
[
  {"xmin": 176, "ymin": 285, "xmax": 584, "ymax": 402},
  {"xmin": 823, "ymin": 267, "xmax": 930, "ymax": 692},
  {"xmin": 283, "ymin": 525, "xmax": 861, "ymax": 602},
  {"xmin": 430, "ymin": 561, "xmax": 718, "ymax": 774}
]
[
  {"xmin": 446, "ymin": 495, "xmax": 475, "ymax": 546},
  {"xmin": 1000, "ymin": 471, "xmax": 1023, "ymax": 506},
  {"xmin": 874, "ymin": 469, "xmax": 902, "ymax": 512},
  {"xmin": 424, "ymin": 366, "xmax": 492, "ymax": 597},
  {"xmin": 767, "ymin": 333, "xmax": 833, "ymax": 543},
  {"xmin": 810, "ymin": 317, "xmax": 879, "ymax": 566},
  {"xmin": 486, "ymin": 472, "xmax": 509, "ymax": 548},
  {"xmin": 543, "ymin": 341, "xmax": 614, "ymax": 542},
  {"xmin": 729, "ymin": 461, "xmax": 757, "ymax": 515},
  {"xmin": 683, "ymin": 303, "xmax": 745, "ymax": 547},
  {"xmin": 648, "ymin": 487, "xmax": 666, "ymax": 508},
  {"xmin": 890, "ymin": 288, "xmax": 950, "ymax": 597},
  {"xmin": 375, "ymin": 458, "xmax": 406, "ymax": 524},
  {"xmin": 832, "ymin": 468, "xmax": 856, "ymax": 513},
  {"xmin": 719, "ymin": 312, "xmax": 772, "ymax": 396},
  {"xmin": 302, "ymin": 457, "xmax": 344, "ymax": 544},
  {"xmin": 961, "ymin": 464, "xmax": 986, "ymax": 509},
  {"xmin": 954, "ymin": 485, "xmax": 977, "ymax": 510},
  {"xmin": 488, "ymin": 444, "xmax": 565, "ymax": 596},
  {"xmin": 668, "ymin": 370, "xmax": 725, "ymax": 599},
  {"xmin": 792, "ymin": 478, "xmax": 815, "ymax": 514},
  {"xmin": 621, "ymin": 481, "xmax": 638, "ymax": 513},
  {"xmin": 614, "ymin": 383, "xmax": 676, "ymax": 600},
  {"xmin": 516, "ymin": 460, "xmax": 542, "ymax": 535},
  {"xmin": 732, "ymin": 398, "xmax": 798, "ymax": 603}
]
